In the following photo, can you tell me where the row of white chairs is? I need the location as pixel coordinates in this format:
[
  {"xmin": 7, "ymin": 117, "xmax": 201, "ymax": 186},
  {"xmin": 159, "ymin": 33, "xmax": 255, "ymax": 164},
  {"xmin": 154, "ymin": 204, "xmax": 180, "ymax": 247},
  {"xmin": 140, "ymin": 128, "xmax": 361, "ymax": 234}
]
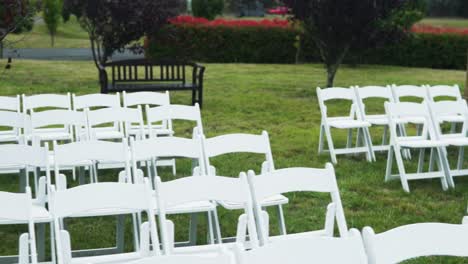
[
  {"xmin": 5, "ymin": 175, "xmax": 468, "ymax": 264},
  {"xmin": 317, "ymin": 84, "xmax": 463, "ymax": 164},
  {"xmin": 0, "ymin": 91, "xmax": 178, "ymax": 144}
]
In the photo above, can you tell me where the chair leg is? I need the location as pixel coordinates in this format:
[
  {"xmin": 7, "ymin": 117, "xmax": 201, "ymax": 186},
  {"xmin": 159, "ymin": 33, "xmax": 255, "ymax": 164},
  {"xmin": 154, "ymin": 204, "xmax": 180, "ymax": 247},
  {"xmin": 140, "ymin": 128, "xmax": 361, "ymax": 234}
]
[
  {"xmin": 318, "ymin": 125, "xmax": 325, "ymax": 154},
  {"xmin": 207, "ymin": 211, "xmax": 214, "ymax": 244},
  {"xmin": 382, "ymin": 126, "xmax": 389, "ymax": 146},
  {"xmin": 435, "ymin": 147, "xmax": 451, "ymax": 190},
  {"xmin": 132, "ymin": 214, "xmax": 140, "ymax": 251},
  {"xmin": 211, "ymin": 210, "xmax": 222, "ymax": 244},
  {"xmin": 394, "ymin": 146, "xmax": 410, "ymax": 192},
  {"xmin": 355, "ymin": 128, "xmax": 362, "ymax": 149},
  {"xmin": 346, "ymin": 129, "xmax": 353, "ymax": 149},
  {"xmin": 428, "ymin": 148, "xmax": 435, "ymax": 172},
  {"xmin": 385, "ymin": 146, "xmax": 394, "ymax": 182},
  {"xmin": 50, "ymin": 222, "xmax": 56, "ymax": 264},
  {"xmin": 457, "ymin": 146, "xmax": 465, "ymax": 170},
  {"xmin": 362, "ymin": 128, "xmax": 375, "ymax": 162},
  {"xmin": 188, "ymin": 213, "xmax": 199, "ymax": 246},
  {"xmin": 276, "ymin": 205, "xmax": 287, "ymax": 236},
  {"xmin": 417, "ymin": 149, "xmax": 425, "ymax": 173},
  {"xmin": 450, "ymin": 122, "xmax": 457, "ymax": 134},
  {"xmin": 37, "ymin": 223, "xmax": 46, "ymax": 262},
  {"xmin": 324, "ymin": 126, "xmax": 337, "ymax": 164}
]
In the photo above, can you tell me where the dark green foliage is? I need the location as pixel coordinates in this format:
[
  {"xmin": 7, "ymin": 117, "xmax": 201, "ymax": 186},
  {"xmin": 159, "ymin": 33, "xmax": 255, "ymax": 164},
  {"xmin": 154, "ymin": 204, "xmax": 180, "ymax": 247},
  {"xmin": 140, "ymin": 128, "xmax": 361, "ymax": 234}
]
[
  {"xmin": 192, "ymin": 0, "xmax": 224, "ymax": 20},
  {"xmin": 427, "ymin": 0, "xmax": 468, "ymax": 18},
  {"xmin": 147, "ymin": 25, "xmax": 297, "ymax": 63},
  {"xmin": 147, "ymin": 25, "xmax": 468, "ymax": 70}
]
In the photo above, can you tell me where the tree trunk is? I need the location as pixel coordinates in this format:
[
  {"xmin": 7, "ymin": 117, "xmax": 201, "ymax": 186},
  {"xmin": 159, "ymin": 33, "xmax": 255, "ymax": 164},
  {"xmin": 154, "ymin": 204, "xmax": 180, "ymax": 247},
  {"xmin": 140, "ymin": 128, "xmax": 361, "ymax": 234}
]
[
  {"xmin": 326, "ymin": 64, "xmax": 339, "ymax": 87},
  {"xmin": 465, "ymin": 48, "xmax": 468, "ymax": 100}
]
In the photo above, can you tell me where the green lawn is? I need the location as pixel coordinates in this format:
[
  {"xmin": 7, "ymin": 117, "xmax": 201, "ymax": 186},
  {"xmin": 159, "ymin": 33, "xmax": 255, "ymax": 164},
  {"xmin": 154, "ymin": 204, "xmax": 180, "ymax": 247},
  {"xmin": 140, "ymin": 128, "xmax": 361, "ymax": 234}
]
[
  {"xmin": 418, "ymin": 17, "xmax": 468, "ymax": 28},
  {"xmin": 0, "ymin": 61, "xmax": 467, "ymax": 263}
]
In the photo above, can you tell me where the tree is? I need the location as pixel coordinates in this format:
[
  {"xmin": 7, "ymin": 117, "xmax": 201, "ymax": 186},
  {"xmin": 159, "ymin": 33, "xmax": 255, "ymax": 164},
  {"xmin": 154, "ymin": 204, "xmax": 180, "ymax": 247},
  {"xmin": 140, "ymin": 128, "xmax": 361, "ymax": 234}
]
[
  {"xmin": 1, "ymin": 0, "xmax": 30, "ymax": 42},
  {"xmin": 43, "ymin": 0, "xmax": 62, "ymax": 47},
  {"xmin": 465, "ymin": 49, "xmax": 468, "ymax": 100},
  {"xmin": 63, "ymin": 0, "xmax": 181, "ymax": 69},
  {"xmin": 284, "ymin": 0, "xmax": 418, "ymax": 87},
  {"xmin": 192, "ymin": 0, "xmax": 224, "ymax": 20}
]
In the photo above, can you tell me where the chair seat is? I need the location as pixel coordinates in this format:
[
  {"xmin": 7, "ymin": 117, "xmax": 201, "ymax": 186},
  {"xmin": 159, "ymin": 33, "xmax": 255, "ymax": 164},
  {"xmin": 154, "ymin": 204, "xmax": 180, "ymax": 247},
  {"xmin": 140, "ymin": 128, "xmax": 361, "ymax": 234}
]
[
  {"xmin": 328, "ymin": 119, "xmax": 371, "ymax": 129},
  {"xmin": 268, "ymin": 229, "xmax": 328, "ymax": 243},
  {"xmin": 94, "ymin": 130, "xmax": 124, "ymax": 140},
  {"xmin": 398, "ymin": 139, "xmax": 447, "ymax": 148},
  {"xmin": 129, "ymin": 127, "xmax": 174, "ymax": 137},
  {"xmin": 164, "ymin": 199, "xmax": 217, "ymax": 215},
  {"xmin": 365, "ymin": 115, "xmax": 389, "ymax": 126},
  {"xmin": 395, "ymin": 117, "xmax": 425, "ymax": 124},
  {"xmin": 0, "ymin": 204, "xmax": 51, "ymax": 224},
  {"xmin": 441, "ymin": 137, "xmax": 468, "ymax": 147},
  {"xmin": 0, "ymin": 131, "xmax": 20, "ymax": 143},
  {"xmin": 33, "ymin": 129, "xmax": 73, "ymax": 141},
  {"xmin": 70, "ymin": 251, "xmax": 143, "ymax": 264},
  {"xmin": 219, "ymin": 194, "xmax": 289, "ymax": 210}
]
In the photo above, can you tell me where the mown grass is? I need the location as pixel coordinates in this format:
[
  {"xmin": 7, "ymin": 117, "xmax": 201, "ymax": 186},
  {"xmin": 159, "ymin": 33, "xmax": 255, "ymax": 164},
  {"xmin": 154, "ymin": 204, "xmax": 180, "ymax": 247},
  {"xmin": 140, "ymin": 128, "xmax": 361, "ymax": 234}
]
[
  {"xmin": 418, "ymin": 18, "xmax": 468, "ymax": 28},
  {"xmin": 0, "ymin": 60, "xmax": 467, "ymax": 263}
]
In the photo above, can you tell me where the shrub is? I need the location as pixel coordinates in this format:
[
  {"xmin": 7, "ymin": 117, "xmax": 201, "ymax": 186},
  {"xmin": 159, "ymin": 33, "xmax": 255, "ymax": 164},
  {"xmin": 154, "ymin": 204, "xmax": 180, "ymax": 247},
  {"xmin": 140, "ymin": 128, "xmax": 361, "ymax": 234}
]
[
  {"xmin": 147, "ymin": 16, "xmax": 468, "ymax": 70},
  {"xmin": 192, "ymin": 0, "xmax": 224, "ymax": 20}
]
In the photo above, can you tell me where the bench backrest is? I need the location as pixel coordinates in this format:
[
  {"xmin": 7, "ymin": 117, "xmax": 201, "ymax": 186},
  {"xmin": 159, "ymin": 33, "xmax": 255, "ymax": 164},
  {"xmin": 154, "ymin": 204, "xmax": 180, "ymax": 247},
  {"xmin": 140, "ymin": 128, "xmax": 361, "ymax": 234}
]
[{"xmin": 105, "ymin": 60, "xmax": 199, "ymax": 85}]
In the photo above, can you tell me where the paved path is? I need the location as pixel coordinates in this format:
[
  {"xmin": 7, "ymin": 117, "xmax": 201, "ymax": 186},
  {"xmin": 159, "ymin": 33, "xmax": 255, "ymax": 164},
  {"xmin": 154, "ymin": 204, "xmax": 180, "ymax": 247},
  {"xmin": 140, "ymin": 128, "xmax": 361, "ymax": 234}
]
[{"xmin": 2, "ymin": 48, "xmax": 144, "ymax": 61}]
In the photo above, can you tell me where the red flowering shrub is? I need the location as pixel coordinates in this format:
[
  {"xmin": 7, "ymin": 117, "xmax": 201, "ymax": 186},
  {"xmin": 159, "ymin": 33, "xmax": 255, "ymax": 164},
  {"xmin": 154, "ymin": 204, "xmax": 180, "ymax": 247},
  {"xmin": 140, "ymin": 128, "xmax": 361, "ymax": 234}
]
[
  {"xmin": 411, "ymin": 24, "xmax": 468, "ymax": 35},
  {"xmin": 168, "ymin": 15, "xmax": 291, "ymax": 28}
]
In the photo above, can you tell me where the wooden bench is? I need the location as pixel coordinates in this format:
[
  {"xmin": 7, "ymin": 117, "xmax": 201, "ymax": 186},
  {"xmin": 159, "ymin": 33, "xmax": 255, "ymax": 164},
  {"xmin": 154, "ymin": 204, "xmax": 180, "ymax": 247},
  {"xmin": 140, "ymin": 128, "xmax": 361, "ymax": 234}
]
[{"xmin": 99, "ymin": 59, "xmax": 206, "ymax": 107}]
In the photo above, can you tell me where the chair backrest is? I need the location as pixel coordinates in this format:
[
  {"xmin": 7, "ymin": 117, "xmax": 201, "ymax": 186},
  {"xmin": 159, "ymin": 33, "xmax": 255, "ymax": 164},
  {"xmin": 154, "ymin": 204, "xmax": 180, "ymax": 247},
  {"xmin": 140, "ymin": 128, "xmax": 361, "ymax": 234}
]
[
  {"xmin": 123, "ymin": 91, "xmax": 170, "ymax": 107},
  {"xmin": 0, "ymin": 188, "xmax": 37, "ymax": 264},
  {"xmin": 72, "ymin": 93, "xmax": 121, "ymax": 110},
  {"xmin": 130, "ymin": 136, "xmax": 206, "ymax": 177},
  {"xmin": 85, "ymin": 107, "xmax": 144, "ymax": 139},
  {"xmin": 316, "ymin": 87, "xmax": 358, "ymax": 119},
  {"xmin": 49, "ymin": 180, "xmax": 160, "ymax": 260},
  {"xmin": 22, "ymin": 93, "xmax": 71, "ymax": 112},
  {"xmin": 426, "ymin": 85, "xmax": 462, "ymax": 101},
  {"xmin": 0, "ymin": 95, "xmax": 21, "ymax": 112},
  {"xmin": 202, "ymin": 131, "xmax": 275, "ymax": 175},
  {"xmin": 354, "ymin": 86, "xmax": 394, "ymax": 101},
  {"xmin": 127, "ymin": 251, "xmax": 234, "ymax": 264},
  {"xmin": 247, "ymin": 163, "xmax": 348, "ymax": 241},
  {"xmin": 146, "ymin": 104, "xmax": 203, "ymax": 136},
  {"xmin": 384, "ymin": 102, "xmax": 435, "ymax": 141},
  {"xmin": 363, "ymin": 219, "xmax": 468, "ymax": 264},
  {"xmin": 0, "ymin": 111, "xmax": 29, "ymax": 130},
  {"xmin": 0, "ymin": 143, "xmax": 49, "ymax": 169},
  {"xmin": 155, "ymin": 174, "xmax": 259, "ymax": 251},
  {"xmin": 391, "ymin": 85, "xmax": 427, "ymax": 102},
  {"xmin": 236, "ymin": 229, "xmax": 367, "ymax": 264},
  {"xmin": 30, "ymin": 110, "xmax": 86, "ymax": 133},
  {"xmin": 428, "ymin": 100, "xmax": 468, "ymax": 137}
]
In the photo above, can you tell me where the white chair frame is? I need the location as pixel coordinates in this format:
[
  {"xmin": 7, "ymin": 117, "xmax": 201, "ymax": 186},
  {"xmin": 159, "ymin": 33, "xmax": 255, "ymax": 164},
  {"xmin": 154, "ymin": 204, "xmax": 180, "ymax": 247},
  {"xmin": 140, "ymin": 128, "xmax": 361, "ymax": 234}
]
[
  {"xmin": 426, "ymin": 84, "xmax": 464, "ymax": 134},
  {"xmin": 384, "ymin": 102, "xmax": 451, "ymax": 192},
  {"xmin": 49, "ymin": 180, "xmax": 159, "ymax": 264},
  {"xmin": 72, "ymin": 93, "xmax": 121, "ymax": 111},
  {"xmin": 235, "ymin": 229, "xmax": 367, "ymax": 264},
  {"xmin": 201, "ymin": 131, "xmax": 288, "ymax": 237},
  {"xmin": 317, "ymin": 87, "xmax": 374, "ymax": 164},
  {"xmin": 247, "ymin": 163, "xmax": 348, "ymax": 246},
  {"xmin": 363, "ymin": 217, "xmax": 468, "ymax": 264},
  {"xmin": 354, "ymin": 86, "xmax": 394, "ymax": 153},
  {"xmin": 0, "ymin": 111, "xmax": 29, "ymax": 144},
  {"xmin": 29, "ymin": 110, "xmax": 86, "ymax": 144},
  {"xmin": 155, "ymin": 174, "xmax": 259, "ymax": 254}
]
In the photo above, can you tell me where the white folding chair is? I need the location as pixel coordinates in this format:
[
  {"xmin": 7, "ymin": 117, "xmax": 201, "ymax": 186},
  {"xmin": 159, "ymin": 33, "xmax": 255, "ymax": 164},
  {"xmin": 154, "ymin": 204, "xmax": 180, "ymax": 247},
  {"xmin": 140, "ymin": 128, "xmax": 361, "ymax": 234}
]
[
  {"xmin": 428, "ymin": 100, "xmax": 468, "ymax": 182},
  {"xmin": 363, "ymin": 217, "xmax": 468, "ymax": 264},
  {"xmin": 146, "ymin": 103, "xmax": 203, "ymax": 173},
  {"xmin": 235, "ymin": 229, "xmax": 367, "ymax": 264},
  {"xmin": 384, "ymin": 102, "xmax": 451, "ymax": 192},
  {"xmin": 85, "ymin": 107, "xmax": 144, "ymax": 141},
  {"xmin": 316, "ymin": 87, "xmax": 374, "ymax": 164},
  {"xmin": 0, "ymin": 144, "xmax": 55, "ymax": 263},
  {"xmin": 426, "ymin": 84, "xmax": 464, "ymax": 133},
  {"xmin": 22, "ymin": 93, "xmax": 73, "ymax": 143},
  {"xmin": 0, "ymin": 188, "xmax": 39, "ymax": 264},
  {"xmin": 202, "ymin": 131, "xmax": 288, "ymax": 236},
  {"xmin": 29, "ymin": 110, "xmax": 87, "ymax": 144},
  {"xmin": 128, "ymin": 248, "xmax": 234, "ymax": 264},
  {"xmin": 247, "ymin": 163, "xmax": 348, "ymax": 246},
  {"xmin": 123, "ymin": 91, "xmax": 172, "ymax": 137},
  {"xmin": 72, "ymin": 93, "xmax": 121, "ymax": 111},
  {"xmin": 155, "ymin": 173, "xmax": 259, "ymax": 254},
  {"xmin": 53, "ymin": 139, "xmax": 131, "ymax": 185},
  {"xmin": 130, "ymin": 136, "xmax": 218, "ymax": 247},
  {"xmin": 354, "ymin": 86, "xmax": 394, "ymax": 153},
  {"xmin": 0, "ymin": 111, "xmax": 29, "ymax": 144},
  {"xmin": 49, "ymin": 180, "xmax": 160, "ymax": 264}
]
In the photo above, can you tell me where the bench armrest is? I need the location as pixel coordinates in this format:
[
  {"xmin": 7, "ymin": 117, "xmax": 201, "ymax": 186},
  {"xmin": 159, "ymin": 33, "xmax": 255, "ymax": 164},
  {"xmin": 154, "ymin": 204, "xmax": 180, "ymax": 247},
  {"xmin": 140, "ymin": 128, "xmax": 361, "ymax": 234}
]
[
  {"xmin": 192, "ymin": 64, "xmax": 205, "ymax": 88},
  {"xmin": 98, "ymin": 64, "xmax": 109, "ymax": 93}
]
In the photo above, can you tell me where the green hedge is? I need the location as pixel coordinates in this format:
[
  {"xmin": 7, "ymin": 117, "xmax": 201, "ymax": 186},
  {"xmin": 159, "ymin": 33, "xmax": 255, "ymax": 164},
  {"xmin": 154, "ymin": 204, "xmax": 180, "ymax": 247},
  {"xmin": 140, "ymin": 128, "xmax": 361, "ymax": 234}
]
[{"xmin": 147, "ymin": 25, "xmax": 468, "ymax": 70}]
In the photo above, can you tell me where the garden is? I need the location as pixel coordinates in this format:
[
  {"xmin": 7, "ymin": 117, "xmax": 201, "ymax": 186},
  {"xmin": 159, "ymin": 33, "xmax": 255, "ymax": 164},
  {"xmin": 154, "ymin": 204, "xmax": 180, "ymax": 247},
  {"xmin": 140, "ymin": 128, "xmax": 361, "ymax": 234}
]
[{"xmin": 1, "ymin": 0, "xmax": 468, "ymax": 263}]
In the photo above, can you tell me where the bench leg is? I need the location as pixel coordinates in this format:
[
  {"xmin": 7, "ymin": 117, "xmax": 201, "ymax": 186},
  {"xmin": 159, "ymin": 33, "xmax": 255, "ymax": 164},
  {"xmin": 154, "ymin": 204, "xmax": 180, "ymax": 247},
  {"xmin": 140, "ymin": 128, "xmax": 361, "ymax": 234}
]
[
  {"xmin": 198, "ymin": 87, "xmax": 203, "ymax": 108},
  {"xmin": 192, "ymin": 89, "xmax": 197, "ymax": 106}
]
